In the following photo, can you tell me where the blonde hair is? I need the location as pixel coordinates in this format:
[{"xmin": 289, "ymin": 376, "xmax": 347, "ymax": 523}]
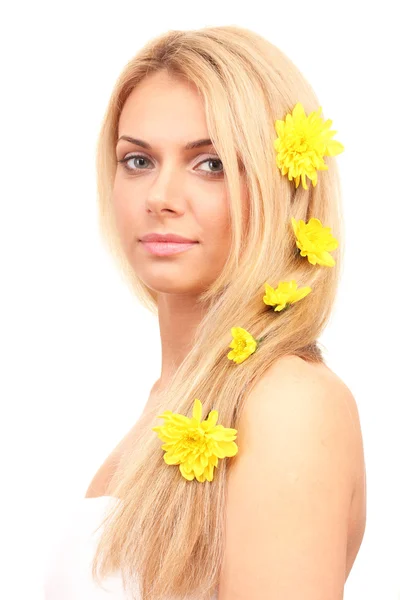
[{"xmin": 92, "ymin": 24, "xmax": 344, "ymax": 600}]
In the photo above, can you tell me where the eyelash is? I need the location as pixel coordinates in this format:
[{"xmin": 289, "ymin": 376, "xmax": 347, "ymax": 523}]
[{"xmin": 117, "ymin": 154, "xmax": 224, "ymax": 178}]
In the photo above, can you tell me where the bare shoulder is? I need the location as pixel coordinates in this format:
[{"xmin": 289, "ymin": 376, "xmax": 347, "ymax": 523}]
[
  {"xmin": 218, "ymin": 355, "xmax": 364, "ymax": 599},
  {"xmin": 84, "ymin": 443, "xmax": 123, "ymax": 498},
  {"xmin": 84, "ymin": 426, "xmax": 139, "ymax": 498},
  {"xmin": 84, "ymin": 407, "xmax": 155, "ymax": 498},
  {"xmin": 241, "ymin": 354, "xmax": 364, "ymax": 483}
]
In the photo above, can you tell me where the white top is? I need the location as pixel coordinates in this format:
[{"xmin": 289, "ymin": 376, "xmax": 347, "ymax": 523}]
[{"xmin": 44, "ymin": 496, "xmax": 218, "ymax": 599}]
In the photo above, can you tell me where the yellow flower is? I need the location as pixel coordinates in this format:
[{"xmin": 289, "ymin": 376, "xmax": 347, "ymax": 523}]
[
  {"xmin": 263, "ymin": 280, "xmax": 312, "ymax": 312},
  {"xmin": 152, "ymin": 398, "xmax": 238, "ymax": 482},
  {"xmin": 227, "ymin": 327, "xmax": 258, "ymax": 365},
  {"xmin": 274, "ymin": 102, "xmax": 344, "ymax": 190},
  {"xmin": 291, "ymin": 217, "xmax": 339, "ymax": 267}
]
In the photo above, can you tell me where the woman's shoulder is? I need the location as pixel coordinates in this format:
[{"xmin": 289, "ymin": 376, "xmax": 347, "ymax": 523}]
[
  {"xmin": 246, "ymin": 353, "xmax": 358, "ymax": 418},
  {"xmin": 218, "ymin": 355, "xmax": 365, "ymax": 595},
  {"xmin": 240, "ymin": 353, "xmax": 363, "ymax": 462},
  {"xmin": 232, "ymin": 353, "xmax": 365, "ymax": 509}
]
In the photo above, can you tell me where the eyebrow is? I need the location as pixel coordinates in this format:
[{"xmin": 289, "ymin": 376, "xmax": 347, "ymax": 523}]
[{"xmin": 117, "ymin": 136, "xmax": 214, "ymax": 150}]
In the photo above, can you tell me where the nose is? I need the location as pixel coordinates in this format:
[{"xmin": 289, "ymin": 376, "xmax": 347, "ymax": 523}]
[
  {"xmin": 145, "ymin": 162, "xmax": 185, "ymax": 215},
  {"xmin": 145, "ymin": 196, "xmax": 179, "ymax": 215}
]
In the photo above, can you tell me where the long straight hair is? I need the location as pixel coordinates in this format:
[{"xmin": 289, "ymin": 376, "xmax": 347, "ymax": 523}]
[{"xmin": 92, "ymin": 25, "xmax": 344, "ymax": 600}]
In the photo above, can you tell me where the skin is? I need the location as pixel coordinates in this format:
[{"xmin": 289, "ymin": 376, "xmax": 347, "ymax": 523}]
[{"xmin": 113, "ymin": 70, "xmax": 248, "ymax": 393}]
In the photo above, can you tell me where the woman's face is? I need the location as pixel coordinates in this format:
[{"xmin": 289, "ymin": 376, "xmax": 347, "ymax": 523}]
[{"xmin": 113, "ymin": 70, "xmax": 248, "ymax": 296}]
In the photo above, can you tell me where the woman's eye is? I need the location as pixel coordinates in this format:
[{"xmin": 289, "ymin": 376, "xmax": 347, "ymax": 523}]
[
  {"xmin": 117, "ymin": 154, "xmax": 224, "ymax": 178},
  {"xmin": 118, "ymin": 154, "xmax": 153, "ymax": 171},
  {"xmin": 195, "ymin": 158, "xmax": 224, "ymax": 177}
]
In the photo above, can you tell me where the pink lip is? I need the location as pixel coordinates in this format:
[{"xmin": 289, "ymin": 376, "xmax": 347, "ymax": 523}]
[
  {"xmin": 140, "ymin": 233, "xmax": 197, "ymax": 243},
  {"xmin": 141, "ymin": 241, "xmax": 198, "ymax": 256}
]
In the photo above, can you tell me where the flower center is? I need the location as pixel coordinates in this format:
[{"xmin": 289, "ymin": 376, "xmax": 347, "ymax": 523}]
[
  {"xmin": 184, "ymin": 428, "xmax": 205, "ymax": 446},
  {"xmin": 294, "ymin": 134, "xmax": 309, "ymax": 153}
]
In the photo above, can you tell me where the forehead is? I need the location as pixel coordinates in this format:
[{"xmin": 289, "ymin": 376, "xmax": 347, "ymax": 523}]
[{"xmin": 118, "ymin": 72, "xmax": 208, "ymax": 144}]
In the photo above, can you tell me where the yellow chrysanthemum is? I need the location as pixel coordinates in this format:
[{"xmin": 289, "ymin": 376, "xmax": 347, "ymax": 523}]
[
  {"xmin": 263, "ymin": 280, "xmax": 312, "ymax": 312},
  {"xmin": 227, "ymin": 327, "xmax": 258, "ymax": 365},
  {"xmin": 152, "ymin": 398, "xmax": 238, "ymax": 482},
  {"xmin": 291, "ymin": 217, "xmax": 339, "ymax": 267},
  {"xmin": 274, "ymin": 102, "xmax": 344, "ymax": 190}
]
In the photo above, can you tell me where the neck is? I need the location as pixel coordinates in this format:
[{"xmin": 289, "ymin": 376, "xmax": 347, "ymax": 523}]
[{"xmin": 155, "ymin": 293, "xmax": 207, "ymax": 391}]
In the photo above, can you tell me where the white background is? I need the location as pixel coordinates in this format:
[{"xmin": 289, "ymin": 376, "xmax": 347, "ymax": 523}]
[{"xmin": 1, "ymin": 1, "xmax": 399, "ymax": 598}]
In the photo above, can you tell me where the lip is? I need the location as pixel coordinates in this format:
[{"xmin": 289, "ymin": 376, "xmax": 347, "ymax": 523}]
[
  {"xmin": 141, "ymin": 241, "xmax": 198, "ymax": 256},
  {"xmin": 140, "ymin": 233, "xmax": 197, "ymax": 243}
]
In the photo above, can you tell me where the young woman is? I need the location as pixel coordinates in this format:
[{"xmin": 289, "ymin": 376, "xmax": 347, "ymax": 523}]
[{"xmin": 45, "ymin": 24, "xmax": 366, "ymax": 600}]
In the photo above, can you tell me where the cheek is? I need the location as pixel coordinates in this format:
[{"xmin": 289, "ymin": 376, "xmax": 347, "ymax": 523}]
[
  {"xmin": 111, "ymin": 185, "xmax": 138, "ymax": 248},
  {"xmin": 199, "ymin": 195, "xmax": 231, "ymax": 238},
  {"xmin": 197, "ymin": 198, "xmax": 232, "ymax": 266},
  {"xmin": 198, "ymin": 182, "xmax": 250, "ymax": 248}
]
